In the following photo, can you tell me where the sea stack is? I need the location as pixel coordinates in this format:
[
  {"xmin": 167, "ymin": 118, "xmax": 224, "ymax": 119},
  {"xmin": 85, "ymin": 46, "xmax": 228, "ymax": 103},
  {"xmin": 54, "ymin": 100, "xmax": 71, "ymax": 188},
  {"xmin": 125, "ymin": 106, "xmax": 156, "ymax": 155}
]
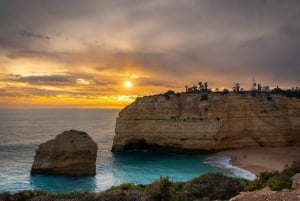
[
  {"xmin": 112, "ymin": 93, "xmax": 300, "ymax": 153},
  {"xmin": 31, "ymin": 130, "xmax": 98, "ymax": 176}
]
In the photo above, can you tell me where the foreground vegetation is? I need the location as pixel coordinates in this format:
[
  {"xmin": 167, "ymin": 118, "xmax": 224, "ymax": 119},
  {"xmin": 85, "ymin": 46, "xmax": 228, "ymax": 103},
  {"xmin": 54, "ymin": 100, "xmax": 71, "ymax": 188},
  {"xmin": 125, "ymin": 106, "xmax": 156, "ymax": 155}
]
[
  {"xmin": 1, "ymin": 161, "xmax": 299, "ymax": 201},
  {"xmin": 245, "ymin": 160, "xmax": 300, "ymax": 191}
]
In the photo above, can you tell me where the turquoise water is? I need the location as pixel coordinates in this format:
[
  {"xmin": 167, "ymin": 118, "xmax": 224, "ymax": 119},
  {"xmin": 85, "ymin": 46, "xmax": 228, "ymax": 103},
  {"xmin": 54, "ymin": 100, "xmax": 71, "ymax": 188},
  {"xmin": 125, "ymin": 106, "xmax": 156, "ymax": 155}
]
[
  {"xmin": 29, "ymin": 152, "xmax": 223, "ymax": 192},
  {"xmin": 0, "ymin": 109, "xmax": 254, "ymax": 193}
]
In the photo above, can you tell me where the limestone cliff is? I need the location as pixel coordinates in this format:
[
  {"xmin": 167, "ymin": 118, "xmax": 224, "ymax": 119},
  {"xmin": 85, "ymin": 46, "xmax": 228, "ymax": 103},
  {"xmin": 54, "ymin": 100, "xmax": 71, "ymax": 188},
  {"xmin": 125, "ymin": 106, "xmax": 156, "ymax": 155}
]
[
  {"xmin": 112, "ymin": 93, "xmax": 300, "ymax": 153},
  {"xmin": 31, "ymin": 130, "xmax": 98, "ymax": 176}
]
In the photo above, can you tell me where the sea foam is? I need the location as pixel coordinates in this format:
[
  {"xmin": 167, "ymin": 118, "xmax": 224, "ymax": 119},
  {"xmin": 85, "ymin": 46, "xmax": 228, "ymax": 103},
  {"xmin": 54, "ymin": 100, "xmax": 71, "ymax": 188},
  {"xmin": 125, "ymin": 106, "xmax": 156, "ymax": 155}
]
[{"xmin": 204, "ymin": 156, "xmax": 257, "ymax": 181}]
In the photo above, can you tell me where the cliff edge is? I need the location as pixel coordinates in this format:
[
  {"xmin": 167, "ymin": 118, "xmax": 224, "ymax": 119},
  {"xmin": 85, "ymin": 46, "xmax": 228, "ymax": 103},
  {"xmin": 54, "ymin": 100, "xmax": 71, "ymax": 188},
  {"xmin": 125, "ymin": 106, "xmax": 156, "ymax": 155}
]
[{"xmin": 112, "ymin": 93, "xmax": 300, "ymax": 153}]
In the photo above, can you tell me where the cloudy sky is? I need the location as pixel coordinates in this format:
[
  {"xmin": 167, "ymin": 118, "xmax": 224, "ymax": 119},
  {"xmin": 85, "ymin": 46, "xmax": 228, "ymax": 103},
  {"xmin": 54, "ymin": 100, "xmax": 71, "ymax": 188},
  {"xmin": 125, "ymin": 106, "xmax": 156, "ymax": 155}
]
[{"xmin": 0, "ymin": 0, "xmax": 299, "ymax": 108}]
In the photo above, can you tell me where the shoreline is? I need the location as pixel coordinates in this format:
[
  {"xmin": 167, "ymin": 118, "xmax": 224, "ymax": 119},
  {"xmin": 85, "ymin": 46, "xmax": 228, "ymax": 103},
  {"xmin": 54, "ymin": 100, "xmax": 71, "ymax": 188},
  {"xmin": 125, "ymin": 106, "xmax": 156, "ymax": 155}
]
[{"xmin": 216, "ymin": 146, "xmax": 300, "ymax": 176}]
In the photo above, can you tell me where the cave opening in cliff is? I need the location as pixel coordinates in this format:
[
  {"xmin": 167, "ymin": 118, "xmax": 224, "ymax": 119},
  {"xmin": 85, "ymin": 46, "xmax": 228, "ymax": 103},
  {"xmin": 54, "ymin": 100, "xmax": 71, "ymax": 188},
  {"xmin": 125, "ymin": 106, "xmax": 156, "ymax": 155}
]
[{"xmin": 123, "ymin": 139, "xmax": 151, "ymax": 151}]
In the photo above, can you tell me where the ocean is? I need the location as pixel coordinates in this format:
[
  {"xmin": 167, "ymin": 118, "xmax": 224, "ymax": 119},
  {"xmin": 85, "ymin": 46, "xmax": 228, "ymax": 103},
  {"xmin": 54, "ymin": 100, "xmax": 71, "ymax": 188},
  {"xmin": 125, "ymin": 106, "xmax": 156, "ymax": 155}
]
[{"xmin": 0, "ymin": 109, "xmax": 256, "ymax": 193}]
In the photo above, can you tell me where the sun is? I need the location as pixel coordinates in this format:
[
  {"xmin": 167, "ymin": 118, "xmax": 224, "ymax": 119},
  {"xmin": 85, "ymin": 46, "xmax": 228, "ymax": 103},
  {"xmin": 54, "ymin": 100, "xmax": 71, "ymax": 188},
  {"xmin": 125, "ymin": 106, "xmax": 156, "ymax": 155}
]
[{"xmin": 124, "ymin": 81, "xmax": 132, "ymax": 88}]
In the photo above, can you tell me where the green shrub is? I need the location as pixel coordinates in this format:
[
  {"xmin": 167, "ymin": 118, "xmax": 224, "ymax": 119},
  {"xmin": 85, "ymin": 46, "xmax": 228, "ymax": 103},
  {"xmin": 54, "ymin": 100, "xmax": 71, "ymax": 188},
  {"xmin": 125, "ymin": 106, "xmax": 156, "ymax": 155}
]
[
  {"xmin": 100, "ymin": 190, "xmax": 152, "ymax": 201},
  {"xmin": 2, "ymin": 190, "xmax": 49, "ymax": 201},
  {"xmin": 172, "ymin": 181, "xmax": 184, "ymax": 192},
  {"xmin": 51, "ymin": 191, "xmax": 88, "ymax": 200},
  {"xmin": 106, "ymin": 183, "xmax": 145, "ymax": 192},
  {"xmin": 244, "ymin": 178, "xmax": 263, "ymax": 191},
  {"xmin": 96, "ymin": 190, "xmax": 126, "ymax": 201},
  {"xmin": 267, "ymin": 175, "xmax": 290, "ymax": 191},
  {"xmin": 0, "ymin": 192, "xmax": 11, "ymax": 201},
  {"xmin": 183, "ymin": 173, "xmax": 245, "ymax": 201},
  {"xmin": 164, "ymin": 90, "xmax": 176, "ymax": 100},
  {"xmin": 145, "ymin": 177, "xmax": 174, "ymax": 201},
  {"xmin": 245, "ymin": 171, "xmax": 278, "ymax": 191},
  {"xmin": 282, "ymin": 160, "xmax": 300, "ymax": 177},
  {"xmin": 14, "ymin": 190, "xmax": 35, "ymax": 201},
  {"xmin": 164, "ymin": 90, "xmax": 176, "ymax": 95},
  {"xmin": 244, "ymin": 163, "xmax": 300, "ymax": 192}
]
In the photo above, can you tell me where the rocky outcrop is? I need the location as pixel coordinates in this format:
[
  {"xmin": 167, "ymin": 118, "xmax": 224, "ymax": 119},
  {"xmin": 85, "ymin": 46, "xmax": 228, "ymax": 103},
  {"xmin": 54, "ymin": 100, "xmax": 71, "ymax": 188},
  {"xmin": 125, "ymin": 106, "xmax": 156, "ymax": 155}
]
[
  {"xmin": 31, "ymin": 130, "xmax": 98, "ymax": 176},
  {"xmin": 230, "ymin": 187, "xmax": 300, "ymax": 201},
  {"xmin": 292, "ymin": 173, "xmax": 300, "ymax": 189},
  {"xmin": 112, "ymin": 93, "xmax": 300, "ymax": 153}
]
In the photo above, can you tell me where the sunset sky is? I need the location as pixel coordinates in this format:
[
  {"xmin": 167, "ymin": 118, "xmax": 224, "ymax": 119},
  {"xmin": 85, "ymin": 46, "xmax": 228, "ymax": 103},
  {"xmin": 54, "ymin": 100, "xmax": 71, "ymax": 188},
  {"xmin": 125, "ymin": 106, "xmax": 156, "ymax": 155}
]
[{"xmin": 0, "ymin": 0, "xmax": 299, "ymax": 108}]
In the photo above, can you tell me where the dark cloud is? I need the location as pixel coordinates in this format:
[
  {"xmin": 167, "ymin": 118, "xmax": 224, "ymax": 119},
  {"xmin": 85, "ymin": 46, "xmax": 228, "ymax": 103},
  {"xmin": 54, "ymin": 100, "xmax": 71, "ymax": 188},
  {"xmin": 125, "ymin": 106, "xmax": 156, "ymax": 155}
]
[
  {"xmin": 8, "ymin": 74, "xmax": 22, "ymax": 78},
  {"xmin": 6, "ymin": 73, "xmax": 110, "ymax": 87},
  {"xmin": 235, "ymin": 24, "xmax": 300, "ymax": 82},
  {"xmin": 0, "ymin": 0, "xmax": 300, "ymax": 89},
  {"xmin": 137, "ymin": 77, "xmax": 176, "ymax": 88},
  {"xmin": 6, "ymin": 50, "xmax": 60, "ymax": 59},
  {"xmin": 0, "ymin": 91, "xmax": 22, "ymax": 97},
  {"xmin": 19, "ymin": 30, "xmax": 50, "ymax": 40},
  {"xmin": 0, "ymin": 82, "xmax": 119, "ymax": 98},
  {"xmin": 13, "ymin": 75, "xmax": 74, "ymax": 85}
]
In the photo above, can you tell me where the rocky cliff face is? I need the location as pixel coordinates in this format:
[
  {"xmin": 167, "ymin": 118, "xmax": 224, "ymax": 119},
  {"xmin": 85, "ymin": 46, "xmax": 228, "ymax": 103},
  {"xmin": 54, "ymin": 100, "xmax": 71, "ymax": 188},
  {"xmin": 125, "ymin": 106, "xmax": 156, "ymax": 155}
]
[
  {"xmin": 31, "ymin": 130, "xmax": 98, "ymax": 176},
  {"xmin": 112, "ymin": 93, "xmax": 300, "ymax": 153}
]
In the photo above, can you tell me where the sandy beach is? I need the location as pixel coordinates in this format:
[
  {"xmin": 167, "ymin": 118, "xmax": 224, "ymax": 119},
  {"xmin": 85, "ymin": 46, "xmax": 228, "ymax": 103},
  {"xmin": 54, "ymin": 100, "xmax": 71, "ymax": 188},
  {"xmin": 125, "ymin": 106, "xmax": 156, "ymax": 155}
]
[{"xmin": 217, "ymin": 147, "xmax": 300, "ymax": 176}]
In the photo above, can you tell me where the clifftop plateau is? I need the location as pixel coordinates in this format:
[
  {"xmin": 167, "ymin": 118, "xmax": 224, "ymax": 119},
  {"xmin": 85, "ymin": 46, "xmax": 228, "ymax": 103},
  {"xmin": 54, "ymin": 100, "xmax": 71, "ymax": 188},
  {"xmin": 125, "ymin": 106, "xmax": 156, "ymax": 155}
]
[{"xmin": 112, "ymin": 92, "xmax": 300, "ymax": 153}]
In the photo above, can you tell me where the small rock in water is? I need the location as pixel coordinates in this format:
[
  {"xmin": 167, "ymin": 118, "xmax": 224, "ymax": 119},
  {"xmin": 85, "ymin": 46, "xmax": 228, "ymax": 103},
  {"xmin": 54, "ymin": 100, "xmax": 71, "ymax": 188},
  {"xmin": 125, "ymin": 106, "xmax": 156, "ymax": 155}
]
[{"xmin": 31, "ymin": 130, "xmax": 98, "ymax": 176}]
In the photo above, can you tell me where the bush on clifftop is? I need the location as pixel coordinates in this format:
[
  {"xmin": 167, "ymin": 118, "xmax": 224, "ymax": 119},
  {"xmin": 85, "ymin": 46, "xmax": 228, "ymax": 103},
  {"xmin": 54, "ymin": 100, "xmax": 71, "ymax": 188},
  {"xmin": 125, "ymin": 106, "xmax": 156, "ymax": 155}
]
[
  {"xmin": 182, "ymin": 173, "xmax": 246, "ymax": 201},
  {"xmin": 245, "ymin": 160, "xmax": 300, "ymax": 191},
  {"xmin": 145, "ymin": 177, "xmax": 174, "ymax": 201}
]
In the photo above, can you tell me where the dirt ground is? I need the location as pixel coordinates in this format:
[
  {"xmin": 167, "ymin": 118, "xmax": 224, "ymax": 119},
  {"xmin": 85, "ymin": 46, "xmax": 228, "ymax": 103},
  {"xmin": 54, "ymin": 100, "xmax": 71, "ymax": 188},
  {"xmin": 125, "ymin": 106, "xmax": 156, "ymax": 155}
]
[{"xmin": 230, "ymin": 187, "xmax": 300, "ymax": 201}]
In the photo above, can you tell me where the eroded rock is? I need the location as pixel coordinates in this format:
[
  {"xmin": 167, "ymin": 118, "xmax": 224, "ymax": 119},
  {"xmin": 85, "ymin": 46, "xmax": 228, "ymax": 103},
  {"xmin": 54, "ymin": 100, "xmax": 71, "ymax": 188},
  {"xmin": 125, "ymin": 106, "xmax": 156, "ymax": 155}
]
[
  {"xmin": 112, "ymin": 93, "xmax": 300, "ymax": 153},
  {"xmin": 292, "ymin": 173, "xmax": 300, "ymax": 189},
  {"xmin": 31, "ymin": 130, "xmax": 98, "ymax": 176}
]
